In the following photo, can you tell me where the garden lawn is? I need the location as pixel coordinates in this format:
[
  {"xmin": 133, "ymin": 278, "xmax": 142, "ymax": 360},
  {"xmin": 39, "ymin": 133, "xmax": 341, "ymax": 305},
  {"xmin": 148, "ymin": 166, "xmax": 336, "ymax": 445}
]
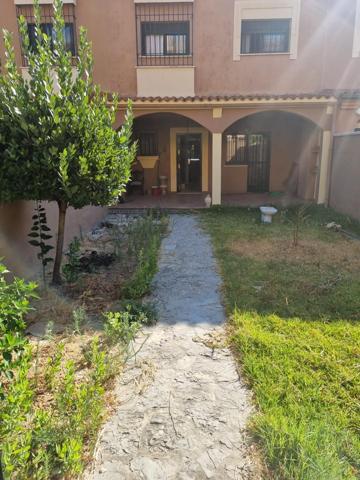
[{"xmin": 202, "ymin": 206, "xmax": 360, "ymax": 480}]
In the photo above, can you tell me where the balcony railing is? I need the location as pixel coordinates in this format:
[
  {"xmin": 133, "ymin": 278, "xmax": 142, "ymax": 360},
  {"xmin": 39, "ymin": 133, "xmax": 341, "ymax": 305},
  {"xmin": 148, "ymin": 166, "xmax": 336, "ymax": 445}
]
[{"xmin": 135, "ymin": 2, "xmax": 193, "ymax": 67}]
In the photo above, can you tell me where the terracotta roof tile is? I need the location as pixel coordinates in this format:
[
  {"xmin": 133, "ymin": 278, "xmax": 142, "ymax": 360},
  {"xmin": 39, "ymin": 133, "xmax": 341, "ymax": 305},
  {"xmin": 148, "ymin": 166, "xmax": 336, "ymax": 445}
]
[
  {"xmin": 115, "ymin": 92, "xmax": 337, "ymax": 102},
  {"xmin": 109, "ymin": 90, "xmax": 360, "ymax": 103}
]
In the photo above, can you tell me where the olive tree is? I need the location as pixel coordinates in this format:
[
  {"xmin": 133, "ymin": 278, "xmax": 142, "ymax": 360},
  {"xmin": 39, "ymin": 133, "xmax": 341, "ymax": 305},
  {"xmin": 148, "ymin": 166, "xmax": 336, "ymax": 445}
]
[{"xmin": 0, "ymin": 0, "xmax": 136, "ymax": 283}]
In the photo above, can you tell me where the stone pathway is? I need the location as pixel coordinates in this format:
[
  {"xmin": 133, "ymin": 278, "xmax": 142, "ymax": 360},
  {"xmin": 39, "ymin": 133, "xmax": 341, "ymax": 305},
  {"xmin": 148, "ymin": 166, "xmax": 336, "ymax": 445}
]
[{"xmin": 86, "ymin": 215, "xmax": 260, "ymax": 480}]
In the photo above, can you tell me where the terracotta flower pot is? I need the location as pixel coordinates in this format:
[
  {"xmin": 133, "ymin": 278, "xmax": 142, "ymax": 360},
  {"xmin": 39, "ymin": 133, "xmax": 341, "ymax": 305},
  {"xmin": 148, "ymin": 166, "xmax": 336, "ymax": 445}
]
[{"xmin": 151, "ymin": 186, "xmax": 161, "ymax": 196}]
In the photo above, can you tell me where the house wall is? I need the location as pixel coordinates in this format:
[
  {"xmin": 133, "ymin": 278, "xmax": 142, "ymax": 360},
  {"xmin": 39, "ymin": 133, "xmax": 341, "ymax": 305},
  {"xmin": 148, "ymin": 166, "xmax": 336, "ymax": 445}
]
[
  {"xmin": 0, "ymin": 201, "xmax": 107, "ymax": 276},
  {"xmin": 1, "ymin": 0, "xmax": 360, "ymax": 105},
  {"xmin": 329, "ymin": 133, "xmax": 360, "ymax": 221},
  {"xmin": 195, "ymin": 0, "xmax": 360, "ymax": 98}
]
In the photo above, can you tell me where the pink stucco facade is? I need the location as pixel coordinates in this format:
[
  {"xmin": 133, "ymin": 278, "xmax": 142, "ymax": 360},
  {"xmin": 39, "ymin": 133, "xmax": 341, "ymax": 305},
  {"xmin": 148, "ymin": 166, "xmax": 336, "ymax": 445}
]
[{"xmin": 1, "ymin": 1, "xmax": 360, "ymax": 99}]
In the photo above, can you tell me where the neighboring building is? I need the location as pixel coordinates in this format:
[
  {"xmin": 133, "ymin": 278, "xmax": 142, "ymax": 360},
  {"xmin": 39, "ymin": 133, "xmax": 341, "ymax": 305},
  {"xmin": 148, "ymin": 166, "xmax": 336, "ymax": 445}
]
[{"xmin": 1, "ymin": 0, "xmax": 360, "ymax": 207}]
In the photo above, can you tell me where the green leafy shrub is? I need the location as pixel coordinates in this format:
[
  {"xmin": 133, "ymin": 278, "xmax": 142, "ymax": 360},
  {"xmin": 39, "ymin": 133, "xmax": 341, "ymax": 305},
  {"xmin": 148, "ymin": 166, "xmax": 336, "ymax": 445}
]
[
  {"xmin": 0, "ymin": 348, "xmax": 34, "ymax": 478},
  {"xmin": 62, "ymin": 237, "xmax": 81, "ymax": 283},
  {"xmin": 123, "ymin": 244, "xmax": 158, "ymax": 299},
  {"xmin": 116, "ymin": 300, "xmax": 157, "ymax": 326},
  {"xmin": 123, "ymin": 215, "xmax": 166, "ymax": 299},
  {"xmin": 1, "ymin": 335, "xmax": 118, "ymax": 479},
  {"xmin": 44, "ymin": 342, "xmax": 65, "ymax": 392},
  {"xmin": 103, "ymin": 311, "xmax": 140, "ymax": 348},
  {"xmin": 0, "ymin": 265, "xmax": 141, "ymax": 478},
  {"xmin": 0, "ymin": 263, "xmax": 37, "ymax": 382}
]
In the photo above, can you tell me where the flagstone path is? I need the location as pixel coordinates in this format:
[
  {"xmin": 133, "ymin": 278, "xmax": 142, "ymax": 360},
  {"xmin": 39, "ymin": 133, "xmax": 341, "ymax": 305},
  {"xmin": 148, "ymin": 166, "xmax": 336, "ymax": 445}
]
[{"xmin": 86, "ymin": 214, "xmax": 261, "ymax": 480}]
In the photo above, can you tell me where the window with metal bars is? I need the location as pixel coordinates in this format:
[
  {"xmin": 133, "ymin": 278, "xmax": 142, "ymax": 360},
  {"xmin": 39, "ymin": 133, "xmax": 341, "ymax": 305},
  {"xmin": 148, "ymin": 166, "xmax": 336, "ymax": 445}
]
[
  {"xmin": 136, "ymin": 3, "xmax": 193, "ymax": 66},
  {"xmin": 138, "ymin": 132, "xmax": 158, "ymax": 156},
  {"xmin": 226, "ymin": 134, "xmax": 247, "ymax": 165},
  {"xmin": 226, "ymin": 133, "xmax": 269, "ymax": 165},
  {"xmin": 241, "ymin": 19, "xmax": 291, "ymax": 54},
  {"xmin": 16, "ymin": 4, "xmax": 77, "ymax": 66},
  {"xmin": 226, "ymin": 133, "xmax": 270, "ymax": 192}
]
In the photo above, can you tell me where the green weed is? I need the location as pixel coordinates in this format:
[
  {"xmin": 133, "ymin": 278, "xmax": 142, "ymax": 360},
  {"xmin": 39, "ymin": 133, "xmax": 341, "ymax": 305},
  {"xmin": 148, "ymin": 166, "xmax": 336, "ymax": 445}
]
[
  {"xmin": 103, "ymin": 311, "xmax": 140, "ymax": 348},
  {"xmin": 122, "ymin": 212, "xmax": 167, "ymax": 299},
  {"xmin": 71, "ymin": 306, "xmax": 87, "ymax": 335},
  {"xmin": 0, "ymin": 264, "xmax": 37, "ymax": 382},
  {"xmin": 62, "ymin": 237, "xmax": 81, "ymax": 284}
]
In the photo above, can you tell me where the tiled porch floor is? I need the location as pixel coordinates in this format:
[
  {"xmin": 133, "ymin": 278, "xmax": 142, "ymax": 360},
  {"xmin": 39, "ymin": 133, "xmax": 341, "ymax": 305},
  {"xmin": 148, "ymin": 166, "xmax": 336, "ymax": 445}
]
[{"xmin": 110, "ymin": 192, "xmax": 303, "ymax": 211}]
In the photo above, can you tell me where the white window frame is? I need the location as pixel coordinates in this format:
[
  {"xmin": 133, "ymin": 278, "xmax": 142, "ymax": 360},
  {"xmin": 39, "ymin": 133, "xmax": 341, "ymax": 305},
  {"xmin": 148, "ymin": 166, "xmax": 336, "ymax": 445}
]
[
  {"xmin": 352, "ymin": 0, "xmax": 360, "ymax": 58},
  {"xmin": 233, "ymin": 0, "xmax": 301, "ymax": 61}
]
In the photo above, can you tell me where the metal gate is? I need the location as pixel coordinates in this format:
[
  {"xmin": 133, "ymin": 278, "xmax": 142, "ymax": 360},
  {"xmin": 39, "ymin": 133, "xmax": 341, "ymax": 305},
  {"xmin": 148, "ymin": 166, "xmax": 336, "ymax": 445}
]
[{"xmin": 247, "ymin": 133, "xmax": 270, "ymax": 193}]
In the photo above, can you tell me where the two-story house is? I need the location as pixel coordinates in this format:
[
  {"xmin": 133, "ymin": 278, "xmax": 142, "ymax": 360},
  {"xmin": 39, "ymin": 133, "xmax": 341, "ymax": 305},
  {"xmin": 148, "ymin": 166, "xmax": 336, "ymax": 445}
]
[{"xmin": 1, "ymin": 0, "xmax": 360, "ymax": 208}]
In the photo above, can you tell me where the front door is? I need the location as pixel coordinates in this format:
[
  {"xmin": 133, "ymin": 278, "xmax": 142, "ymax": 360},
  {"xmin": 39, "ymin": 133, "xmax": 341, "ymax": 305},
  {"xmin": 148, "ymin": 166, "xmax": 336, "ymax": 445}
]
[
  {"xmin": 247, "ymin": 133, "xmax": 270, "ymax": 193},
  {"xmin": 176, "ymin": 134, "xmax": 202, "ymax": 192}
]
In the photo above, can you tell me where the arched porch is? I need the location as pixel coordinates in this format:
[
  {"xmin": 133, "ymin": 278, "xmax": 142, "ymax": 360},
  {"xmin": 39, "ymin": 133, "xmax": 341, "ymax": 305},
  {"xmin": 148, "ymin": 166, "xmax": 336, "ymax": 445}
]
[
  {"xmin": 221, "ymin": 110, "xmax": 323, "ymax": 202},
  {"xmin": 114, "ymin": 100, "xmax": 333, "ymax": 208},
  {"xmin": 122, "ymin": 112, "xmax": 212, "ymax": 207}
]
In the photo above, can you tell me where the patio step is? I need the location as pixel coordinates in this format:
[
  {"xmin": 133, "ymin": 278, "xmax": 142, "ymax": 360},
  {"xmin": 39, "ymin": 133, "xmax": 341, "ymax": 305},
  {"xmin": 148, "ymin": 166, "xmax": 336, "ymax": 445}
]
[{"xmin": 108, "ymin": 206, "xmax": 203, "ymax": 215}]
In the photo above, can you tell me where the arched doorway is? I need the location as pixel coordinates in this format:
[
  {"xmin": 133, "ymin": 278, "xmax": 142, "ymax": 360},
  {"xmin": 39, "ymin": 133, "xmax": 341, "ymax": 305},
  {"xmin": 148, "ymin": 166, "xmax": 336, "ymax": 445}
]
[
  {"xmin": 131, "ymin": 113, "xmax": 211, "ymax": 196},
  {"xmin": 222, "ymin": 110, "xmax": 322, "ymax": 201}
]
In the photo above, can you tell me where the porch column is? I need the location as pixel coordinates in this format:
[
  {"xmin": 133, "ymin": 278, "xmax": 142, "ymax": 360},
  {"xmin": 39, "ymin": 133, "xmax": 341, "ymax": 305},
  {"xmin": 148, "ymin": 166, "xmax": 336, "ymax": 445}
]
[
  {"xmin": 212, "ymin": 133, "xmax": 222, "ymax": 205},
  {"xmin": 317, "ymin": 130, "xmax": 332, "ymax": 204}
]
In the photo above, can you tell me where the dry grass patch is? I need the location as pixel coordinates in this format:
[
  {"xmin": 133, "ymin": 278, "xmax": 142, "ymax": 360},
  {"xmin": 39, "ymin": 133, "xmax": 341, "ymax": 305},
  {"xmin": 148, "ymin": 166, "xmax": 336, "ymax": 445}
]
[
  {"xmin": 27, "ymin": 288, "xmax": 77, "ymax": 330},
  {"xmin": 229, "ymin": 236, "xmax": 360, "ymax": 272},
  {"xmin": 27, "ymin": 251, "xmax": 135, "ymax": 332},
  {"xmin": 64, "ymin": 262, "xmax": 129, "ymax": 315}
]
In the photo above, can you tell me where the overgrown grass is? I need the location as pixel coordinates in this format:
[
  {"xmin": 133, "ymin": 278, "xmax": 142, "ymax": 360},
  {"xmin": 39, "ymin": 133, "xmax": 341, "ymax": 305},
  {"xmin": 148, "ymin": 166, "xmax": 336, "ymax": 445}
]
[
  {"xmin": 202, "ymin": 205, "xmax": 360, "ymax": 480},
  {"xmin": 0, "ymin": 211, "xmax": 168, "ymax": 479},
  {"xmin": 122, "ymin": 211, "xmax": 168, "ymax": 299},
  {"xmin": 1, "ymin": 299, "xmax": 141, "ymax": 479}
]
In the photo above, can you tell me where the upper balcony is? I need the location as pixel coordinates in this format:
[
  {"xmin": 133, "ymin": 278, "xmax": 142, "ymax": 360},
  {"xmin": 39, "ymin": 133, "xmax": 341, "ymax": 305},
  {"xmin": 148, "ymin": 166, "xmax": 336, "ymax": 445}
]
[{"xmin": 134, "ymin": 1, "xmax": 195, "ymax": 97}]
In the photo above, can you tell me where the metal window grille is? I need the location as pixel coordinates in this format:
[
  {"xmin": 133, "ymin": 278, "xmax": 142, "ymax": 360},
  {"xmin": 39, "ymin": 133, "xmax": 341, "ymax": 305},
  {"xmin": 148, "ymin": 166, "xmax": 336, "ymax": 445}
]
[
  {"xmin": 226, "ymin": 133, "xmax": 270, "ymax": 192},
  {"xmin": 138, "ymin": 132, "xmax": 158, "ymax": 156},
  {"xmin": 241, "ymin": 19, "xmax": 291, "ymax": 54},
  {"xmin": 226, "ymin": 134, "xmax": 247, "ymax": 165},
  {"xmin": 135, "ymin": 3, "xmax": 193, "ymax": 66},
  {"xmin": 16, "ymin": 4, "xmax": 77, "ymax": 66}
]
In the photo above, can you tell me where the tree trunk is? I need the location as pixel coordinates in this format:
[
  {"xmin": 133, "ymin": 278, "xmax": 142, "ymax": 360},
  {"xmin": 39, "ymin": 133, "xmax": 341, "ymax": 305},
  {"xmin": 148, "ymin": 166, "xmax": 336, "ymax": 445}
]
[{"xmin": 52, "ymin": 200, "xmax": 67, "ymax": 285}]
